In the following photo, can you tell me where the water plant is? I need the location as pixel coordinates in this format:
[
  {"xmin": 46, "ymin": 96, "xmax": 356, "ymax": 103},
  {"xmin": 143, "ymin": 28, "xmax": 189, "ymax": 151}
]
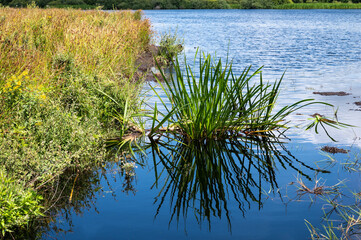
[
  {"xmin": 302, "ymin": 152, "xmax": 361, "ymax": 240},
  {"xmin": 305, "ymin": 192, "xmax": 361, "ymax": 240},
  {"xmin": 149, "ymin": 51, "xmax": 345, "ymax": 141},
  {"xmin": 158, "ymin": 29, "xmax": 184, "ymax": 65}
]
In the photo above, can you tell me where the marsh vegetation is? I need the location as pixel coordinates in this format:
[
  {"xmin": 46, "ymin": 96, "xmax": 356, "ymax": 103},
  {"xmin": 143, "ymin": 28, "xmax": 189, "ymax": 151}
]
[{"xmin": 0, "ymin": 7, "xmax": 151, "ymax": 237}]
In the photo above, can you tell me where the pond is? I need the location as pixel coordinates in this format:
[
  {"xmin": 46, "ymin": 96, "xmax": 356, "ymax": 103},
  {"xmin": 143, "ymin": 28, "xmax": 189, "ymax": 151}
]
[{"xmin": 43, "ymin": 10, "xmax": 361, "ymax": 239}]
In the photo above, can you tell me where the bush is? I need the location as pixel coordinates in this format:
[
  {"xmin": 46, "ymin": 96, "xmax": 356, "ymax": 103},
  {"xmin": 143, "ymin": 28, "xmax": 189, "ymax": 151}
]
[
  {"xmin": 180, "ymin": 0, "xmax": 230, "ymax": 8},
  {"xmin": 158, "ymin": 30, "xmax": 183, "ymax": 64},
  {"xmin": 240, "ymin": 0, "xmax": 274, "ymax": 8},
  {"xmin": 0, "ymin": 169, "xmax": 43, "ymax": 236}
]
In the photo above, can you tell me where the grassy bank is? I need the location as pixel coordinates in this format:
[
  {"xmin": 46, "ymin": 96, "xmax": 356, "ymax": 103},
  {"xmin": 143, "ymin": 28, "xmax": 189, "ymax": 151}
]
[{"xmin": 0, "ymin": 7, "xmax": 151, "ymax": 236}]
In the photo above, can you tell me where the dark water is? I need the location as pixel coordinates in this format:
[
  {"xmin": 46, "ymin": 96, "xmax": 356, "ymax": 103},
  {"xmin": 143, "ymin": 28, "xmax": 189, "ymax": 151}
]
[{"xmin": 45, "ymin": 10, "xmax": 361, "ymax": 239}]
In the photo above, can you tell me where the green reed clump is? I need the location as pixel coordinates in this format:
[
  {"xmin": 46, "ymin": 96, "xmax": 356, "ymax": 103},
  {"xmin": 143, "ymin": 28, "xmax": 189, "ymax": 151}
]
[{"xmin": 149, "ymin": 51, "xmax": 341, "ymax": 141}]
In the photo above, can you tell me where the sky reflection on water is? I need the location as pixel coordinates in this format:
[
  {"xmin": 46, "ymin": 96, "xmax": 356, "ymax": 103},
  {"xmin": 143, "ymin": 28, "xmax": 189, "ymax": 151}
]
[{"xmin": 43, "ymin": 10, "xmax": 361, "ymax": 240}]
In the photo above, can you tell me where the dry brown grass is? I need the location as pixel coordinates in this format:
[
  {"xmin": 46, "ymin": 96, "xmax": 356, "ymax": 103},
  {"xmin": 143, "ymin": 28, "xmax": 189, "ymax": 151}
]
[{"xmin": 290, "ymin": 176, "xmax": 342, "ymax": 202}]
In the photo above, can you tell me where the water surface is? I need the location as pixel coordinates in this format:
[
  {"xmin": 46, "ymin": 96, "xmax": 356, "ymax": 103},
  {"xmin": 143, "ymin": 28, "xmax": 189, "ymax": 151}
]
[{"xmin": 46, "ymin": 10, "xmax": 361, "ymax": 240}]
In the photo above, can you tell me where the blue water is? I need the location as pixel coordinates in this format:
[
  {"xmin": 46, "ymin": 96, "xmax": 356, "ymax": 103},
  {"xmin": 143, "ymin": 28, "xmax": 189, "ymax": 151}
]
[{"xmin": 48, "ymin": 10, "xmax": 361, "ymax": 239}]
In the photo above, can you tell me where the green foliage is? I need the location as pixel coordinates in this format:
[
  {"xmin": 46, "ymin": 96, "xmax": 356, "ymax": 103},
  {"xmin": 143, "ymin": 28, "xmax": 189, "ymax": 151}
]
[
  {"xmin": 274, "ymin": 2, "xmax": 361, "ymax": 9},
  {"xmin": 150, "ymin": 51, "xmax": 345, "ymax": 141},
  {"xmin": 0, "ymin": 71, "xmax": 142, "ymax": 184},
  {"xmin": 305, "ymin": 113, "xmax": 354, "ymax": 142},
  {"xmin": 158, "ymin": 29, "xmax": 184, "ymax": 65},
  {"xmin": 180, "ymin": 0, "xmax": 230, "ymax": 8},
  {"xmin": 239, "ymin": 0, "xmax": 290, "ymax": 9},
  {"xmin": 0, "ymin": 0, "xmax": 231, "ymax": 9},
  {"xmin": 0, "ymin": 8, "xmax": 149, "ymax": 233},
  {"xmin": 240, "ymin": 0, "xmax": 274, "ymax": 8},
  {"xmin": 0, "ymin": 169, "xmax": 43, "ymax": 237}
]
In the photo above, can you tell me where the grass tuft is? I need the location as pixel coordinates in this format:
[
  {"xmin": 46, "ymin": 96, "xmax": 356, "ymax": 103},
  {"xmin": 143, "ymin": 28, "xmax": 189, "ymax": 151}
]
[{"xmin": 149, "ymin": 51, "xmax": 344, "ymax": 141}]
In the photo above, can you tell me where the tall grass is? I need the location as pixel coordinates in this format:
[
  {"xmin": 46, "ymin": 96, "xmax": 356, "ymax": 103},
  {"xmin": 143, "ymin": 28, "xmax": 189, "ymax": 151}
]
[
  {"xmin": 0, "ymin": 8, "xmax": 150, "ymax": 81},
  {"xmin": 0, "ymin": 8, "xmax": 151, "ymax": 236}
]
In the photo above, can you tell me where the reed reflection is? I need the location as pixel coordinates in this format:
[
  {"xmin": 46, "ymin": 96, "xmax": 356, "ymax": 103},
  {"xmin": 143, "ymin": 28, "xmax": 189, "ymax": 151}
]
[{"xmin": 147, "ymin": 133, "xmax": 325, "ymax": 230}]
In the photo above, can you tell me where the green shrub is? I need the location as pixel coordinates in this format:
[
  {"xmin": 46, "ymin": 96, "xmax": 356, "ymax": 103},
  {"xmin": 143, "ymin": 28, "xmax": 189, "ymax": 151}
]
[
  {"xmin": 0, "ymin": 8, "xmax": 149, "ymax": 234},
  {"xmin": 0, "ymin": 101, "xmax": 108, "ymax": 183},
  {"xmin": 158, "ymin": 30, "xmax": 183, "ymax": 64},
  {"xmin": 0, "ymin": 69, "xmax": 142, "ymax": 184},
  {"xmin": 0, "ymin": 169, "xmax": 43, "ymax": 236},
  {"xmin": 180, "ymin": 0, "xmax": 230, "ymax": 8},
  {"xmin": 240, "ymin": 0, "xmax": 274, "ymax": 8}
]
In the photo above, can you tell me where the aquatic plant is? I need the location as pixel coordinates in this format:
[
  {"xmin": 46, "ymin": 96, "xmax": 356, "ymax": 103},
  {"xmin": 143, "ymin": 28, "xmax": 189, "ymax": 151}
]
[
  {"xmin": 305, "ymin": 192, "xmax": 361, "ymax": 240},
  {"xmin": 302, "ymin": 152, "xmax": 361, "ymax": 240},
  {"xmin": 290, "ymin": 176, "xmax": 343, "ymax": 204},
  {"xmin": 149, "ymin": 51, "xmax": 344, "ymax": 141}
]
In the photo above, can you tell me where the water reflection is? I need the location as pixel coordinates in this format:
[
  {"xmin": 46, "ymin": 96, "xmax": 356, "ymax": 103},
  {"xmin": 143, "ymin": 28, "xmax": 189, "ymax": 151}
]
[
  {"xmin": 11, "ymin": 134, "xmax": 330, "ymax": 239},
  {"xmin": 10, "ymin": 158, "xmax": 136, "ymax": 239},
  {"xmin": 147, "ymin": 133, "xmax": 327, "ymax": 230}
]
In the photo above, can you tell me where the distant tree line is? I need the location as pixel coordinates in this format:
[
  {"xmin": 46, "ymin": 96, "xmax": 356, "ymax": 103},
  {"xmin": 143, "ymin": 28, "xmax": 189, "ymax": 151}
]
[
  {"xmin": 292, "ymin": 0, "xmax": 361, "ymax": 2},
  {"xmin": 0, "ymin": 0, "xmax": 231, "ymax": 9},
  {"xmin": 240, "ymin": 0, "xmax": 361, "ymax": 8},
  {"xmin": 1, "ymin": 0, "xmax": 360, "ymax": 9}
]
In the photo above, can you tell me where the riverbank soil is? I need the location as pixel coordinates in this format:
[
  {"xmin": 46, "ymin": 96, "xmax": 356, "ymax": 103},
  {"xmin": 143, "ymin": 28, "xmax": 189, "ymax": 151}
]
[{"xmin": 135, "ymin": 44, "xmax": 164, "ymax": 81}]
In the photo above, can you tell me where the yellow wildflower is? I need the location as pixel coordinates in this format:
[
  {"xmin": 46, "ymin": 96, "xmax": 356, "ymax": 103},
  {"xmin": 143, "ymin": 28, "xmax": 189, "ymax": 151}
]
[{"xmin": 39, "ymin": 94, "xmax": 47, "ymax": 100}]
